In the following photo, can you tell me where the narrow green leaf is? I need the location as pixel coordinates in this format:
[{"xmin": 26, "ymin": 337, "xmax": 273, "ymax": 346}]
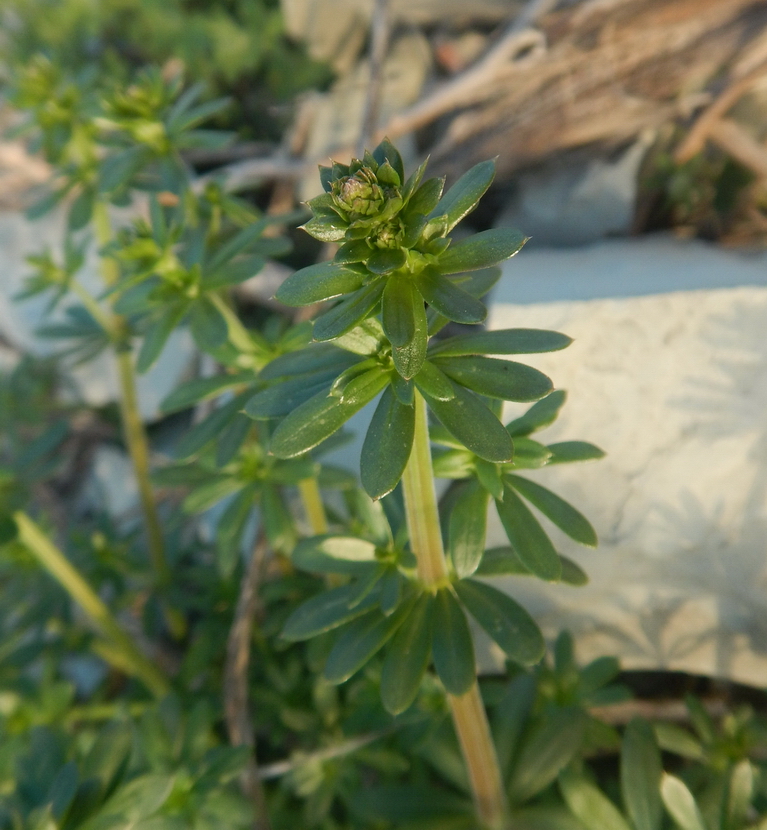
[
  {"xmin": 727, "ymin": 760, "xmax": 754, "ymax": 827},
  {"xmin": 382, "ymin": 274, "xmax": 417, "ymax": 347},
  {"xmin": 300, "ymin": 215, "xmax": 348, "ymax": 242},
  {"xmin": 260, "ymin": 342, "xmax": 357, "ymax": 380},
  {"xmin": 392, "ymin": 292, "xmax": 428, "ymax": 379},
  {"xmin": 430, "ymin": 329, "xmax": 572, "ymax": 358},
  {"xmin": 455, "ymin": 579, "xmax": 544, "ymax": 665},
  {"xmin": 189, "ymin": 296, "xmax": 228, "ymax": 352},
  {"xmin": 475, "ymin": 457, "xmax": 504, "ymax": 500},
  {"xmin": 183, "ymin": 476, "xmax": 242, "ymax": 514},
  {"xmin": 270, "ymin": 386, "xmax": 378, "ymax": 459},
  {"xmin": 216, "ymin": 412, "xmax": 252, "ymax": 466},
  {"xmin": 508, "ymin": 437, "xmax": 552, "ymax": 469},
  {"xmin": 506, "ymin": 475, "xmax": 597, "ymax": 547},
  {"xmin": 621, "ymin": 719, "xmax": 663, "ymax": 830},
  {"xmin": 137, "ymin": 304, "xmax": 187, "ymax": 373},
  {"xmin": 496, "ymin": 485, "xmax": 561, "ymax": 581},
  {"xmin": 324, "ymin": 601, "xmax": 412, "ymax": 684},
  {"xmin": 292, "ymin": 535, "xmax": 377, "ymax": 574},
  {"xmin": 335, "ymin": 238, "xmax": 371, "ymax": 264},
  {"xmin": 414, "ymin": 361, "xmax": 455, "ymax": 401},
  {"xmin": 401, "ymin": 157, "xmax": 429, "ymax": 204},
  {"xmin": 425, "ymin": 382, "xmax": 513, "ymax": 463},
  {"xmin": 416, "ymin": 268, "xmax": 487, "ymax": 324},
  {"xmin": 368, "ymin": 247, "xmax": 407, "ymax": 275},
  {"xmin": 432, "ymin": 448, "xmax": 475, "ymax": 479},
  {"xmin": 68, "ymin": 187, "xmax": 95, "ymax": 231},
  {"xmin": 407, "ymin": 177, "xmax": 445, "ymax": 216},
  {"xmin": 509, "ymin": 708, "xmax": 586, "ymax": 803},
  {"xmin": 448, "ymin": 481, "xmax": 489, "ymax": 577},
  {"xmin": 205, "ymin": 254, "xmax": 266, "ymax": 289},
  {"xmin": 174, "ymin": 392, "xmax": 251, "ymax": 459},
  {"xmin": 215, "ymin": 486, "xmax": 256, "ymax": 576},
  {"xmin": 276, "ymin": 261, "xmax": 364, "ymax": 306},
  {"xmin": 333, "ymin": 316, "xmax": 387, "ymax": 356},
  {"xmin": 338, "ymin": 367, "xmax": 388, "ymax": 405},
  {"xmin": 493, "ymin": 673, "xmax": 537, "ymax": 779},
  {"xmin": 476, "ymin": 547, "xmax": 588, "ymax": 586},
  {"xmin": 506, "ymin": 391, "xmax": 567, "ymax": 437},
  {"xmin": 559, "ymin": 768, "xmax": 633, "ymax": 830},
  {"xmin": 431, "ymin": 159, "xmax": 496, "ymax": 232},
  {"xmin": 313, "ymin": 280, "xmax": 385, "ymax": 342},
  {"xmin": 160, "ymin": 371, "xmax": 254, "ymax": 414},
  {"xmin": 652, "ymin": 724, "xmax": 703, "ymax": 761},
  {"xmin": 392, "ymin": 373, "xmax": 414, "ymax": 405},
  {"xmin": 432, "ymin": 588, "xmax": 475, "ymax": 695},
  {"xmin": 437, "ymin": 228, "xmax": 527, "ymax": 274},
  {"xmin": 373, "ymin": 138, "xmax": 405, "ymax": 181},
  {"xmin": 244, "ymin": 371, "xmax": 337, "ymax": 419},
  {"xmin": 547, "ymin": 441, "xmax": 606, "ymax": 464},
  {"xmin": 361, "ymin": 386, "xmax": 415, "ymax": 500},
  {"xmin": 660, "ymin": 774, "xmax": 707, "ymax": 830},
  {"xmin": 282, "ymin": 584, "xmax": 382, "ymax": 641},
  {"xmin": 437, "ymin": 356, "xmax": 552, "ymax": 402},
  {"xmin": 381, "ymin": 593, "xmax": 434, "ymax": 714}
]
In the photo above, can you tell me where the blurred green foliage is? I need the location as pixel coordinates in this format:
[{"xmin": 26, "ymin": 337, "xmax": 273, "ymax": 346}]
[{"xmin": 0, "ymin": 0, "xmax": 333, "ymax": 139}]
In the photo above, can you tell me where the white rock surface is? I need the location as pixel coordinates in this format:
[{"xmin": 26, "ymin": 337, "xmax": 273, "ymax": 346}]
[
  {"xmin": 0, "ymin": 204, "xmax": 195, "ymax": 421},
  {"xmin": 483, "ymin": 236, "xmax": 767, "ymax": 687}
]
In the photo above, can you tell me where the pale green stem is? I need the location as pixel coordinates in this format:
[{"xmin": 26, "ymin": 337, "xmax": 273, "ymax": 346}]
[
  {"xmin": 208, "ymin": 291, "xmax": 261, "ymax": 359},
  {"xmin": 14, "ymin": 512, "xmax": 170, "ymax": 698},
  {"xmin": 401, "ymin": 390, "xmax": 510, "ymax": 830},
  {"xmin": 115, "ymin": 349, "xmax": 169, "ymax": 584},
  {"xmin": 93, "ymin": 200, "xmax": 120, "ymax": 286},
  {"xmin": 298, "ymin": 477, "xmax": 329, "ymax": 535},
  {"xmin": 89, "ymin": 203, "xmax": 169, "ymax": 583}
]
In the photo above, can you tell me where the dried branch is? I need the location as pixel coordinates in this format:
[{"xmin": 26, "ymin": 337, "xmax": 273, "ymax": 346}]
[
  {"xmin": 224, "ymin": 531, "xmax": 272, "ymax": 830},
  {"xmin": 675, "ymin": 61, "xmax": 767, "ymax": 164},
  {"xmin": 358, "ymin": 0, "xmax": 392, "ymax": 155},
  {"xmin": 382, "ymin": 0, "xmax": 556, "ymax": 142}
]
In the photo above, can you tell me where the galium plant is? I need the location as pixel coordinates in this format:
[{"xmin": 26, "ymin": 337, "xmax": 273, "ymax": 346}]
[{"xmin": 254, "ymin": 137, "xmax": 604, "ymax": 829}]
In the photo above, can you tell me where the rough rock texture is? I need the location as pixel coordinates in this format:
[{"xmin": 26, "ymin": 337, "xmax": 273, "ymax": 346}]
[{"xmin": 483, "ymin": 237, "xmax": 767, "ymax": 686}]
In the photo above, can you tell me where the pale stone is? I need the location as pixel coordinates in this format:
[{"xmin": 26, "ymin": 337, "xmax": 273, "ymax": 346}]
[
  {"xmin": 0, "ymin": 204, "xmax": 196, "ymax": 421},
  {"xmin": 482, "ymin": 237, "xmax": 767, "ymax": 686}
]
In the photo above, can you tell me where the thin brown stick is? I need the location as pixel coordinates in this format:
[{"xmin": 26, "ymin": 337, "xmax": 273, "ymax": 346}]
[
  {"xmin": 358, "ymin": 0, "xmax": 392, "ymax": 155},
  {"xmin": 383, "ymin": 0, "xmax": 555, "ymax": 142},
  {"xmin": 224, "ymin": 531, "xmax": 272, "ymax": 830},
  {"xmin": 675, "ymin": 61, "xmax": 767, "ymax": 164}
]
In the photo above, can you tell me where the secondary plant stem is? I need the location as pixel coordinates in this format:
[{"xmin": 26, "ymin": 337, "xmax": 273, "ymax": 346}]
[
  {"xmin": 14, "ymin": 512, "xmax": 169, "ymax": 698},
  {"xmin": 91, "ymin": 202, "xmax": 169, "ymax": 584},
  {"xmin": 115, "ymin": 349, "xmax": 169, "ymax": 583},
  {"xmin": 298, "ymin": 477, "xmax": 328, "ymax": 535},
  {"xmin": 402, "ymin": 390, "xmax": 510, "ymax": 830}
]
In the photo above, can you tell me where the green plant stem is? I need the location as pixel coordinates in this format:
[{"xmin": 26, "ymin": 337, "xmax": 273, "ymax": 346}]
[
  {"xmin": 89, "ymin": 204, "xmax": 169, "ymax": 584},
  {"xmin": 115, "ymin": 349, "xmax": 169, "ymax": 584},
  {"xmin": 402, "ymin": 390, "xmax": 510, "ymax": 830},
  {"xmin": 93, "ymin": 200, "xmax": 120, "ymax": 286},
  {"xmin": 14, "ymin": 511, "xmax": 170, "ymax": 698},
  {"xmin": 298, "ymin": 477, "xmax": 328, "ymax": 535}
]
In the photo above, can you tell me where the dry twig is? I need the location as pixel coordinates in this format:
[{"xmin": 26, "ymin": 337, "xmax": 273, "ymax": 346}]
[
  {"xmin": 358, "ymin": 0, "xmax": 392, "ymax": 155},
  {"xmin": 224, "ymin": 531, "xmax": 271, "ymax": 830}
]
